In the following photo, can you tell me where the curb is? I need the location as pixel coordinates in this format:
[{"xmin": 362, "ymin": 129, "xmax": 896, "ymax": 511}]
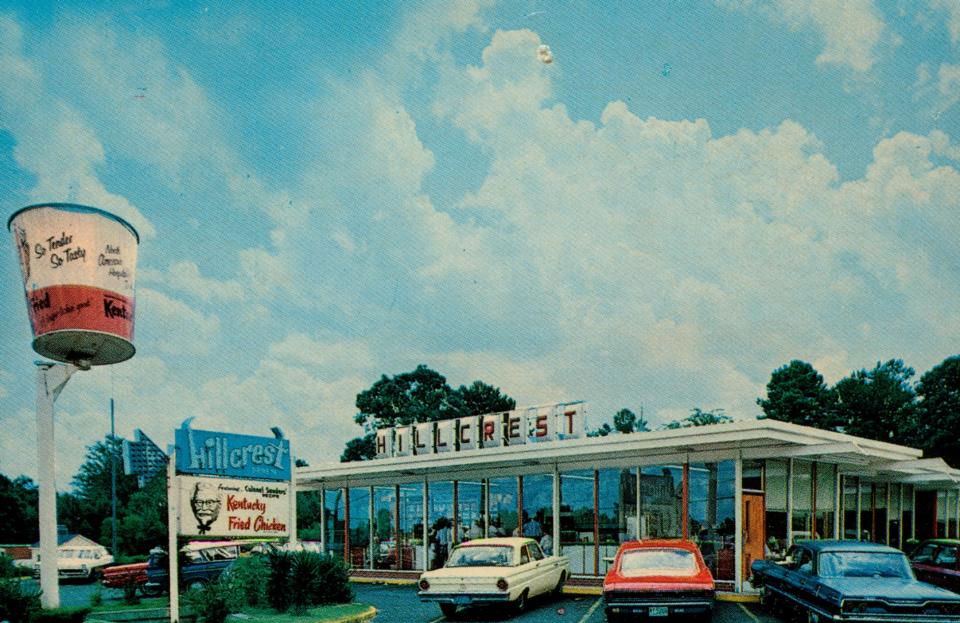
[
  {"xmin": 350, "ymin": 577, "xmax": 416, "ymax": 586},
  {"xmin": 716, "ymin": 592, "xmax": 760, "ymax": 603},
  {"xmin": 324, "ymin": 605, "xmax": 378, "ymax": 623}
]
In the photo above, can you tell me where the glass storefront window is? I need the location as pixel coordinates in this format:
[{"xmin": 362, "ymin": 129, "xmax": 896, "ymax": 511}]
[
  {"xmin": 522, "ymin": 474, "xmax": 553, "ymax": 547},
  {"xmin": 398, "ymin": 484, "xmax": 422, "ymax": 570},
  {"xmin": 872, "ymin": 484, "xmax": 888, "ymax": 544},
  {"xmin": 598, "ymin": 468, "xmax": 633, "ymax": 570},
  {"xmin": 814, "ymin": 463, "xmax": 836, "ymax": 540},
  {"xmin": 348, "ymin": 488, "xmax": 370, "ymax": 569},
  {"xmin": 791, "ymin": 461, "xmax": 812, "ymax": 544},
  {"xmin": 458, "ymin": 481, "xmax": 485, "ymax": 542},
  {"xmin": 903, "ymin": 484, "xmax": 914, "ymax": 546},
  {"xmin": 765, "ymin": 460, "xmax": 787, "ymax": 555},
  {"xmin": 842, "ymin": 476, "xmax": 859, "ymax": 539},
  {"xmin": 640, "ymin": 465, "xmax": 683, "ymax": 539},
  {"xmin": 324, "ymin": 487, "xmax": 345, "ymax": 560},
  {"xmin": 689, "ymin": 462, "xmax": 735, "ymax": 582},
  {"xmin": 938, "ymin": 491, "xmax": 948, "ymax": 539},
  {"xmin": 373, "ymin": 486, "xmax": 396, "ymax": 569},
  {"xmin": 889, "ymin": 483, "xmax": 903, "ymax": 549},
  {"xmin": 489, "ymin": 477, "xmax": 518, "ymax": 537},
  {"xmin": 560, "ymin": 470, "xmax": 594, "ymax": 574},
  {"xmin": 428, "ymin": 482, "xmax": 453, "ymax": 570}
]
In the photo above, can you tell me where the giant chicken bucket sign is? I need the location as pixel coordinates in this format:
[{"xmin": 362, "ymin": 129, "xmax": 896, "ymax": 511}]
[{"xmin": 7, "ymin": 203, "xmax": 139, "ymax": 365}]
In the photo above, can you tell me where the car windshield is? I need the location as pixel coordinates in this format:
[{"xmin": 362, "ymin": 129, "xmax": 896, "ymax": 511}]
[
  {"xmin": 619, "ymin": 548, "xmax": 698, "ymax": 577},
  {"xmin": 446, "ymin": 545, "xmax": 514, "ymax": 567},
  {"xmin": 818, "ymin": 552, "xmax": 914, "ymax": 579}
]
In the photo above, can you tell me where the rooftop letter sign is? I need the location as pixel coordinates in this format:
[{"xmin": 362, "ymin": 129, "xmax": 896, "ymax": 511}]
[{"xmin": 373, "ymin": 401, "xmax": 585, "ymax": 459}]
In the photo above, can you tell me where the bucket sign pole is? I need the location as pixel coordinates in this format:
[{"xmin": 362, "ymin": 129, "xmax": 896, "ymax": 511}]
[
  {"xmin": 35, "ymin": 362, "xmax": 82, "ymax": 609},
  {"xmin": 8, "ymin": 204, "xmax": 140, "ymax": 610}
]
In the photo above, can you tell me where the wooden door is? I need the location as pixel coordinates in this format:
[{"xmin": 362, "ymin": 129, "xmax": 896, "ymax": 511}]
[{"xmin": 742, "ymin": 493, "xmax": 766, "ymax": 580}]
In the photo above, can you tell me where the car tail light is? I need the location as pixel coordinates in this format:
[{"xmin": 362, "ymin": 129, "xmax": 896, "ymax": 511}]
[
  {"xmin": 496, "ymin": 578, "xmax": 508, "ymax": 591},
  {"xmin": 419, "ymin": 579, "xmax": 430, "ymax": 590}
]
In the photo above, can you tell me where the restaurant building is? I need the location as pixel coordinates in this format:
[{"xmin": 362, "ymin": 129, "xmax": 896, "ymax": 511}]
[{"xmin": 297, "ymin": 407, "xmax": 960, "ymax": 593}]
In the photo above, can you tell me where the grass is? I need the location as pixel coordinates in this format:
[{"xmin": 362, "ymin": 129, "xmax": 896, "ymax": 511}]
[
  {"xmin": 224, "ymin": 604, "xmax": 371, "ymax": 623},
  {"xmin": 89, "ymin": 597, "xmax": 168, "ymax": 612}
]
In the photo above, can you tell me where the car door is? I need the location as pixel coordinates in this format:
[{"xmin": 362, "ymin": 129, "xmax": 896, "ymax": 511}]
[
  {"xmin": 516, "ymin": 545, "xmax": 539, "ymax": 595},
  {"xmin": 787, "ymin": 547, "xmax": 815, "ymax": 602},
  {"xmin": 933, "ymin": 545, "xmax": 960, "ymax": 594},
  {"xmin": 526, "ymin": 541, "xmax": 552, "ymax": 595},
  {"xmin": 911, "ymin": 543, "xmax": 941, "ymax": 585}
]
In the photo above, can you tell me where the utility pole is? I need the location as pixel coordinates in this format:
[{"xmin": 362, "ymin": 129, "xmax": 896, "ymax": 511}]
[{"xmin": 111, "ymin": 398, "xmax": 118, "ymax": 557}]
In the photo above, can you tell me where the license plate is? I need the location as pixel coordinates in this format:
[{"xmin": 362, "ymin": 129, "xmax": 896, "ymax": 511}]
[{"xmin": 649, "ymin": 606, "xmax": 668, "ymax": 617}]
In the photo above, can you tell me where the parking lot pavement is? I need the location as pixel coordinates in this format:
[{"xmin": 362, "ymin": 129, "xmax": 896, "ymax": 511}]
[{"xmin": 351, "ymin": 583, "xmax": 785, "ymax": 623}]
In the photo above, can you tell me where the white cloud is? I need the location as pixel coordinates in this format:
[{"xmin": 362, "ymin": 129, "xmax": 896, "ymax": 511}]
[
  {"xmin": 164, "ymin": 261, "xmax": 245, "ymax": 303},
  {"xmin": 136, "ymin": 288, "xmax": 221, "ymax": 355},
  {"xmin": 720, "ymin": 0, "xmax": 888, "ymax": 72}
]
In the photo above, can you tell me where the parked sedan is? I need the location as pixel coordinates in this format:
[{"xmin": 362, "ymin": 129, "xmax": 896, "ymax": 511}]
[
  {"xmin": 751, "ymin": 540, "xmax": 960, "ymax": 622},
  {"xmin": 911, "ymin": 539, "xmax": 960, "ymax": 594},
  {"xmin": 417, "ymin": 537, "xmax": 569, "ymax": 617},
  {"xmin": 602, "ymin": 539, "xmax": 715, "ymax": 621}
]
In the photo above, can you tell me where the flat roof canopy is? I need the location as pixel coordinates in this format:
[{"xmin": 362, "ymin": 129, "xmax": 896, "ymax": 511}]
[{"xmin": 297, "ymin": 419, "xmax": 959, "ymax": 491}]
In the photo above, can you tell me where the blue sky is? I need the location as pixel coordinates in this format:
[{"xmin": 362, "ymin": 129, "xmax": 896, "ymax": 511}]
[{"xmin": 1, "ymin": 1, "xmax": 959, "ymax": 488}]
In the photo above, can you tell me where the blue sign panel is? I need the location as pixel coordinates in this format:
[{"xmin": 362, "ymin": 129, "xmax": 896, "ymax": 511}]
[{"xmin": 174, "ymin": 428, "xmax": 291, "ymax": 481}]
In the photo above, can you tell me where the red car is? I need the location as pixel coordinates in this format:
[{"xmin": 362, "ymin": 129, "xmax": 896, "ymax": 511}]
[{"xmin": 603, "ymin": 540, "xmax": 715, "ymax": 622}]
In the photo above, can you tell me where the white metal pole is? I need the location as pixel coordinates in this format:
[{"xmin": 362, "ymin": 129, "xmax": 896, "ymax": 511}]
[
  {"xmin": 734, "ymin": 457, "xmax": 743, "ymax": 593},
  {"xmin": 898, "ymin": 484, "xmax": 904, "ymax": 548},
  {"xmin": 856, "ymin": 478, "xmax": 862, "ymax": 541},
  {"xmin": 635, "ymin": 466, "xmax": 642, "ymax": 540},
  {"xmin": 885, "ymin": 485, "xmax": 891, "ymax": 545},
  {"xmin": 422, "ymin": 479, "xmax": 429, "ymax": 572},
  {"xmin": 368, "ymin": 486, "xmax": 374, "ymax": 569},
  {"xmin": 167, "ymin": 449, "xmax": 180, "ymax": 623},
  {"xmin": 36, "ymin": 363, "xmax": 78, "ymax": 610}
]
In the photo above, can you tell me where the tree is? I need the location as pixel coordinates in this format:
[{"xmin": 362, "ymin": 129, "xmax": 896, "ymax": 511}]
[
  {"xmin": 757, "ymin": 360, "xmax": 839, "ymax": 429},
  {"xmin": 914, "ymin": 355, "xmax": 960, "ymax": 463},
  {"xmin": 340, "ymin": 434, "xmax": 376, "ymax": 462},
  {"xmin": 344, "ymin": 366, "xmax": 516, "ymax": 461},
  {"xmin": 454, "ymin": 380, "xmax": 516, "ymax": 416},
  {"xmin": 587, "ymin": 422, "xmax": 613, "ymax": 437},
  {"xmin": 613, "ymin": 408, "xmax": 649, "ymax": 433},
  {"xmin": 117, "ymin": 472, "xmax": 167, "ymax": 554},
  {"xmin": 664, "ymin": 408, "xmax": 733, "ymax": 429},
  {"xmin": 0, "ymin": 474, "xmax": 38, "ymax": 544},
  {"xmin": 68, "ymin": 436, "xmax": 140, "ymax": 549},
  {"xmin": 834, "ymin": 360, "xmax": 918, "ymax": 443}
]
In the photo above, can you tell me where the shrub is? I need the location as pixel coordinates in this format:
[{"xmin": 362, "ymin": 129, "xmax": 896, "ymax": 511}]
[
  {"xmin": 183, "ymin": 582, "xmax": 229, "ymax": 623},
  {"xmin": 121, "ymin": 576, "xmax": 140, "ymax": 606},
  {"xmin": 89, "ymin": 586, "xmax": 103, "ymax": 607},
  {"xmin": 0, "ymin": 554, "xmax": 18, "ymax": 579},
  {"xmin": 29, "ymin": 606, "xmax": 91, "ymax": 623},
  {"xmin": 0, "ymin": 577, "xmax": 40, "ymax": 623},
  {"xmin": 266, "ymin": 550, "xmax": 353, "ymax": 614},
  {"xmin": 266, "ymin": 551, "xmax": 292, "ymax": 612},
  {"xmin": 220, "ymin": 556, "xmax": 268, "ymax": 611}
]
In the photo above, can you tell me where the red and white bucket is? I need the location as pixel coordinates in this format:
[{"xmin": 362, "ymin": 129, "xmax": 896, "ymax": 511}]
[{"xmin": 8, "ymin": 203, "xmax": 139, "ymax": 365}]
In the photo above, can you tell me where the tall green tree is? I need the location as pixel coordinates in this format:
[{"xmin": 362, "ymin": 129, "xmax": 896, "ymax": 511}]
[
  {"xmin": 0, "ymin": 475, "xmax": 38, "ymax": 544},
  {"xmin": 757, "ymin": 360, "xmax": 839, "ymax": 429},
  {"xmin": 664, "ymin": 408, "xmax": 733, "ymax": 429},
  {"xmin": 914, "ymin": 355, "xmax": 960, "ymax": 463},
  {"xmin": 834, "ymin": 359, "xmax": 918, "ymax": 443},
  {"xmin": 343, "ymin": 366, "xmax": 516, "ymax": 461},
  {"xmin": 117, "ymin": 472, "xmax": 167, "ymax": 554},
  {"xmin": 613, "ymin": 408, "xmax": 649, "ymax": 433}
]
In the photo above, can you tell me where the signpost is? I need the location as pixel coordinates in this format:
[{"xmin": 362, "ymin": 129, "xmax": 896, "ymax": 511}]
[{"xmin": 167, "ymin": 422, "xmax": 293, "ymax": 623}]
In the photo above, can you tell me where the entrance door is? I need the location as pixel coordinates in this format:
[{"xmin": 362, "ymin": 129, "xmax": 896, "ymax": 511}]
[{"xmin": 742, "ymin": 493, "xmax": 766, "ymax": 580}]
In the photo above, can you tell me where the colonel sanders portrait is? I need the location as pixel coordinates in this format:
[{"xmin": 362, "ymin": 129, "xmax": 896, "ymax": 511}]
[{"xmin": 190, "ymin": 482, "xmax": 221, "ymax": 535}]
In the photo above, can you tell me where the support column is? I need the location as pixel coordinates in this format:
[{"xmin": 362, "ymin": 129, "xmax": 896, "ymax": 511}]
[
  {"xmin": 593, "ymin": 470, "xmax": 600, "ymax": 576},
  {"xmin": 871, "ymin": 484, "xmax": 877, "ymax": 543},
  {"xmin": 734, "ymin": 458, "xmax": 743, "ymax": 593},
  {"xmin": 898, "ymin": 484, "xmax": 904, "ymax": 548},
  {"xmin": 453, "ymin": 480, "xmax": 459, "ymax": 544},
  {"xmin": 368, "ymin": 486, "xmax": 374, "ymax": 569},
  {"xmin": 635, "ymin": 466, "xmax": 642, "ymax": 540},
  {"xmin": 422, "ymin": 480, "xmax": 429, "ymax": 572},
  {"xmin": 552, "ymin": 466, "xmax": 560, "ymax": 556},
  {"xmin": 911, "ymin": 486, "xmax": 916, "ymax": 541},
  {"xmin": 344, "ymin": 488, "xmax": 350, "ymax": 566},
  {"xmin": 855, "ymin": 478, "xmax": 862, "ymax": 541},
  {"xmin": 517, "ymin": 476, "xmax": 524, "ymax": 537},
  {"xmin": 833, "ymin": 468, "xmax": 841, "ymax": 539},
  {"xmin": 885, "ymin": 485, "xmax": 891, "ymax": 545},
  {"xmin": 682, "ymin": 463, "xmax": 690, "ymax": 541},
  {"xmin": 811, "ymin": 462, "xmax": 818, "ymax": 539},
  {"xmin": 319, "ymin": 486, "xmax": 326, "ymax": 554},
  {"xmin": 786, "ymin": 459, "xmax": 794, "ymax": 547}
]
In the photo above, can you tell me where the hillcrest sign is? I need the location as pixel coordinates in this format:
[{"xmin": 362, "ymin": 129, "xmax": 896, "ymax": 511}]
[{"xmin": 374, "ymin": 401, "xmax": 585, "ymax": 459}]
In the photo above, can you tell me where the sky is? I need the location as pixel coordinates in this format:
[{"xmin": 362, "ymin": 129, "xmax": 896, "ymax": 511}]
[{"xmin": 1, "ymin": 1, "xmax": 958, "ymax": 491}]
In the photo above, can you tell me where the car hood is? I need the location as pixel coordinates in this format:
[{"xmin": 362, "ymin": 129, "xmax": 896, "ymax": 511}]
[{"xmin": 823, "ymin": 577, "xmax": 960, "ymax": 601}]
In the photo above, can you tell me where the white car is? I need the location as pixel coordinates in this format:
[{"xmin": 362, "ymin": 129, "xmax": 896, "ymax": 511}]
[
  {"xmin": 33, "ymin": 545, "xmax": 114, "ymax": 581},
  {"xmin": 417, "ymin": 537, "xmax": 569, "ymax": 617}
]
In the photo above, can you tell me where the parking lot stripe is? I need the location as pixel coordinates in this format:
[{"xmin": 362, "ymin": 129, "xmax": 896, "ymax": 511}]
[
  {"xmin": 738, "ymin": 603, "xmax": 761, "ymax": 623},
  {"xmin": 577, "ymin": 597, "xmax": 603, "ymax": 623},
  {"xmin": 428, "ymin": 616, "xmax": 445, "ymax": 623}
]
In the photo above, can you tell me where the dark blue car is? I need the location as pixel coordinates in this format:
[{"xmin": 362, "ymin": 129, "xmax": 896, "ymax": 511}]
[{"xmin": 750, "ymin": 540, "xmax": 960, "ymax": 622}]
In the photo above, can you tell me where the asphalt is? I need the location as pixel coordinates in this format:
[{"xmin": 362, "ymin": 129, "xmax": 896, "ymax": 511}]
[{"xmin": 38, "ymin": 579, "xmax": 787, "ymax": 622}]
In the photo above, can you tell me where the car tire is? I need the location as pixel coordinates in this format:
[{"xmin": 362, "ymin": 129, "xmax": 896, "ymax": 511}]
[
  {"xmin": 552, "ymin": 572, "xmax": 566, "ymax": 597},
  {"xmin": 439, "ymin": 603, "xmax": 457, "ymax": 618},
  {"xmin": 514, "ymin": 589, "xmax": 529, "ymax": 613},
  {"xmin": 141, "ymin": 584, "xmax": 163, "ymax": 597},
  {"xmin": 184, "ymin": 579, "xmax": 207, "ymax": 592}
]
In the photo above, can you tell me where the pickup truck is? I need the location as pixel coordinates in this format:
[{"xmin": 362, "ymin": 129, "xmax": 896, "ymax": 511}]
[{"xmin": 144, "ymin": 542, "xmax": 240, "ymax": 594}]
